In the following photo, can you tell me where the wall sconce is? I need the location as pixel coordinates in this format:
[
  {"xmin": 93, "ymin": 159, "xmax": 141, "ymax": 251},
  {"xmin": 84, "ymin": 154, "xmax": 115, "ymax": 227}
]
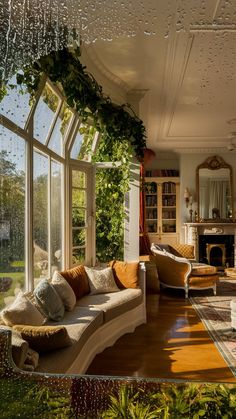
[
  {"xmin": 184, "ymin": 187, "xmax": 194, "ymax": 222},
  {"xmin": 184, "ymin": 187, "xmax": 190, "ymax": 208}
]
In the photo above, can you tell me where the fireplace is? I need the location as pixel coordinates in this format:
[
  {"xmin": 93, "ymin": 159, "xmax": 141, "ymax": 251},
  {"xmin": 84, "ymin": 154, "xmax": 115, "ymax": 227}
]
[
  {"xmin": 184, "ymin": 222, "xmax": 236, "ymax": 267},
  {"xmin": 199, "ymin": 235, "xmax": 234, "ymax": 268}
]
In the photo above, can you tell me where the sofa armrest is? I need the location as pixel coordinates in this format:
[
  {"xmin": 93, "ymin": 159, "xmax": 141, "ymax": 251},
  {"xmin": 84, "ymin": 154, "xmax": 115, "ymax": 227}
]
[{"xmin": 138, "ymin": 262, "xmax": 146, "ymax": 293}]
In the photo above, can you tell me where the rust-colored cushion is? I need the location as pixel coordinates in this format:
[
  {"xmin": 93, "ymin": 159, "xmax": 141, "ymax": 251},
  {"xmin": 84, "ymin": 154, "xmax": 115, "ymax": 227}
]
[
  {"xmin": 13, "ymin": 325, "xmax": 72, "ymax": 353},
  {"xmin": 109, "ymin": 261, "xmax": 139, "ymax": 289},
  {"xmin": 191, "ymin": 263, "xmax": 217, "ymax": 276},
  {"xmin": 59, "ymin": 265, "xmax": 90, "ymax": 300}
]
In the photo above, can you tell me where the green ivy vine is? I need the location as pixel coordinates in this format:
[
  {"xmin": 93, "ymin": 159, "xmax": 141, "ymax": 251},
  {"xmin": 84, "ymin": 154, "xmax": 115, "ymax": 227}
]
[
  {"xmin": 1, "ymin": 46, "xmax": 146, "ymax": 159},
  {"xmin": 1, "ymin": 46, "xmax": 146, "ymax": 262}
]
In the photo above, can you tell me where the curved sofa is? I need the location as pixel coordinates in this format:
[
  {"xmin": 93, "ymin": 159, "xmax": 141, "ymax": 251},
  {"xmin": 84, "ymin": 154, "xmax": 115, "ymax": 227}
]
[{"xmin": 0, "ymin": 263, "xmax": 146, "ymax": 375}]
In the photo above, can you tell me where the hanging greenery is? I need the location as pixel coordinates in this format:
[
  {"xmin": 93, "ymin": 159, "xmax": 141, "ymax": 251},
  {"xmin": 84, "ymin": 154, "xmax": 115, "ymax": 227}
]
[
  {"xmin": 1, "ymin": 46, "xmax": 146, "ymax": 160},
  {"xmin": 1, "ymin": 46, "xmax": 146, "ymax": 262}
]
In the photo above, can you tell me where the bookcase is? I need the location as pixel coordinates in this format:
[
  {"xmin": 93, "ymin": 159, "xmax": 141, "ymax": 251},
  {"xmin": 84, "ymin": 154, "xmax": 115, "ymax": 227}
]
[{"xmin": 144, "ymin": 176, "xmax": 180, "ymax": 245}]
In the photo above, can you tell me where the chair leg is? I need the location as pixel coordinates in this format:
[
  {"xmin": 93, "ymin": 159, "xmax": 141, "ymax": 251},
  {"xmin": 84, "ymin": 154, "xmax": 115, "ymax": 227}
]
[
  {"xmin": 185, "ymin": 286, "xmax": 188, "ymax": 299},
  {"xmin": 213, "ymin": 283, "xmax": 217, "ymax": 296}
]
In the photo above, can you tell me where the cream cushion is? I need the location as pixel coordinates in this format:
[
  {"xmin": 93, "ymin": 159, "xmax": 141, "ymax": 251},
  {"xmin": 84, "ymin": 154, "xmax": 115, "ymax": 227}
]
[
  {"xmin": 1, "ymin": 291, "xmax": 45, "ymax": 327},
  {"xmin": 84, "ymin": 266, "xmax": 119, "ymax": 295},
  {"xmin": 51, "ymin": 271, "xmax": 76, "ymax": 311}
]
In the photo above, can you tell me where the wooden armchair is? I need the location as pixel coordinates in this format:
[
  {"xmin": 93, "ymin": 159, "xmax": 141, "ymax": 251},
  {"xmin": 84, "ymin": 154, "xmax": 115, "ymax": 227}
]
[{"xmin": 151, "ymin": 244, "xmax": 219, "ymax": 298}]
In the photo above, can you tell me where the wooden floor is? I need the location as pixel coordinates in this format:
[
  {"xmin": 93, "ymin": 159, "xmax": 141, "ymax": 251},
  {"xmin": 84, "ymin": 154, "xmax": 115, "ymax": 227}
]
[{"xmin": 86, "ymin": 290, "xmax": 236, "ymax": 382}]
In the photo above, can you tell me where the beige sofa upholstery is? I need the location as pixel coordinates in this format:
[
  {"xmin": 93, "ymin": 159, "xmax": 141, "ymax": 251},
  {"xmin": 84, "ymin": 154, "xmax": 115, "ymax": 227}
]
[
  {"xmin": 151, "ymin": 244, "xmax": 219, "ymax": 298},
  {"xmin": 0, "ymin": 263, "xmax": 146, "ymax": 375}
]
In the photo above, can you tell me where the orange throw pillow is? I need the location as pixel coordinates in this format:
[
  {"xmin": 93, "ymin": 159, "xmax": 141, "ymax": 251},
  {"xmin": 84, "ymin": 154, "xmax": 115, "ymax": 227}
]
[
  {"xmin": 109, "ymin": 260, "xmax": 139, "ymax": 289},
  {"xmin": 59, "ymin": 265, "xmax": 90, "ymax": 300}
]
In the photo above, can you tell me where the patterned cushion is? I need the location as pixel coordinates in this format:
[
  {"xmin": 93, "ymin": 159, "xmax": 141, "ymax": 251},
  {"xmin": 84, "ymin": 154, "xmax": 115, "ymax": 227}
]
[
  {"xmin": 84, "ymin": 266, "xmax": 119, "ymax": 295},
  {"xmin": 191, "ymin": 263, "xmax": 217, "ymax": 276},
  {"xmin": 171, "ymin": 244, "xmax": 195, "ymax": 259}
]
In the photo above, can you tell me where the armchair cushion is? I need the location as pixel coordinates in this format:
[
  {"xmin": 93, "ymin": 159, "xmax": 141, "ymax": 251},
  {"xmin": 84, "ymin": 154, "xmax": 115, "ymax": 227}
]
[
  {"xmin": 171, "ymin": 244, "xmax": 195, "ymax": 260},
  {"xmin": 191, "ymin": 263, "xmax": 217, "ymax": 276}
]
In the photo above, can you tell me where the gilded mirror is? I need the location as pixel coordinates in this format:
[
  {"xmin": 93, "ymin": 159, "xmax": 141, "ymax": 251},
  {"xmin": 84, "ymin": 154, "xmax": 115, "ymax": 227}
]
[{"xmin": 196, "ymin": 156, "xmax": 233, "ymax": 221}]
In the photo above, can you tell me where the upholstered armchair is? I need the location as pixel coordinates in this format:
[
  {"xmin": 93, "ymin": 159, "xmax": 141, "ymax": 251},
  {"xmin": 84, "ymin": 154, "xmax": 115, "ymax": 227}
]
[{"xmin": 151, "ymin": 244, "xmax": 219, "ymax": 298}]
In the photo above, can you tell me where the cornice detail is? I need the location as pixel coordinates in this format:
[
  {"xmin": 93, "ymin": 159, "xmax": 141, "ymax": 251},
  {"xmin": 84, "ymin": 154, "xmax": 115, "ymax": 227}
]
[{"xmin": 82, "ymin": 45, "xmax": 130, "ymax": 94}]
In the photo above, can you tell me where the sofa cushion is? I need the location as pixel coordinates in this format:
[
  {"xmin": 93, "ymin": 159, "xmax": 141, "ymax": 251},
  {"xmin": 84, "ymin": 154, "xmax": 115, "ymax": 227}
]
[
  {"xmin": 13, "ymin": 325, "xmax": 72, "ymax": 353},
  {"xmin": 191, "ymin": 263, "xmax": 217, "ymax": 276},
  {"xmin": 51, "ymin": 271, "xmax": 76, "ymax": 311},
  {"xmin": 1, "ymin": 291, "xmax": 45, "ymax": 327},
  {"xmin": 78, "ymin": 288, "xmax": 142, "ymax": 323},
  {"xmin": 34, "ymin": 279, "xmax": 65, "ymax": 321},
  {"xmin": 35, "ymin": 307, "xmax": 103, "ymax": 374},
  {"xmin": 109, "ymin": 261, "xmax": 139, "ymax": 289},
  {"xmin": 60, "ymin": 265, "xmax": 90, "ymax": 300},
  {"xmin": 85, "ymin": 266, "xmax": 119, "ymax": 295}
]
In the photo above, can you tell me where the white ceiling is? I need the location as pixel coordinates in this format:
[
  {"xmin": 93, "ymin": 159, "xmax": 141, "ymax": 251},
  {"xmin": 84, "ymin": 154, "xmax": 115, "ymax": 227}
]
[{"xmin": 81, "ymin": 0, "xmax": 236, "ymax": 155}]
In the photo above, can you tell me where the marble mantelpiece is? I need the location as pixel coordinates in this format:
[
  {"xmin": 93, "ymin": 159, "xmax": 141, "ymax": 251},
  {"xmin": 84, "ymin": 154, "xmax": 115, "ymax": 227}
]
[{"xmin": 184, "ymin": 222, "xmax": 236, "ymax": 266}]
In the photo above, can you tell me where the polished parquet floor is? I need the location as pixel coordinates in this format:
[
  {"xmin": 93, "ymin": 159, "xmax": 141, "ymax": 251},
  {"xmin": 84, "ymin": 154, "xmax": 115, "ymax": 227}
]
[{"xmin": 87, "ymin": 289, "xmax": 236, "ymax": 383}]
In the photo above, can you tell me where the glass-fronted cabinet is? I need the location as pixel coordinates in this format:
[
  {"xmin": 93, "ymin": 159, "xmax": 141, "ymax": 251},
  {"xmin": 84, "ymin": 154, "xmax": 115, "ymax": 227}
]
[{"xmin": 145, "ymin": 177, "xmax": 180, "ymax": 244}]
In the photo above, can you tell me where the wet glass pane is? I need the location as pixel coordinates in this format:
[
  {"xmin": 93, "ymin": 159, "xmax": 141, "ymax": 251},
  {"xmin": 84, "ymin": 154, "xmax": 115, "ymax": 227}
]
[
  {"xmin": 0, "ymin": 125, "xmax": 26, "ymax": 309},
  {"xmin": 72, "ymin": 248, "xmax": 85, "ymax": 264},
  {"xmin": 0, "ymin": 74, "xmax": 32, "ymax": 129},
  {"xmin": 51, "ymin": 160, "xmax": 63, "ymax": 271},
  {"xmin": 48, "ymin": 103, "xmax": 73, "ymax": 156},
  {"xmin": 72, "ymin": 189, "xmax": 86, "ymax": 207},
  {"xmin": 72, "ymin": 229, "xmax": 85, "ymax": 247},
  {"xmin": 72, "ymin": 170, "xmax": 86, "ymax": 188},
  {"xmin": 33, "ymin": 150, "xmax": 49, "ymax": 283},
  {"xmin": 72, "ymin": 208, "xmax": 86, "ymax": 228},
  {"xmin": 70, "ymin": 129, "xmax": 83, "ymax": 159},
  {"xmin": 34, "ymin": 84, "xmax": 60, "ymax": 144}
]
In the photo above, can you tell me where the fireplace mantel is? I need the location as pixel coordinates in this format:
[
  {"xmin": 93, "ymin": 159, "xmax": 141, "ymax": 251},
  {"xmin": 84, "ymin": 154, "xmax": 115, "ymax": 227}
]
[{"xmin": 184, "ymin": 222, "xmax": 236, "ymax": 266}]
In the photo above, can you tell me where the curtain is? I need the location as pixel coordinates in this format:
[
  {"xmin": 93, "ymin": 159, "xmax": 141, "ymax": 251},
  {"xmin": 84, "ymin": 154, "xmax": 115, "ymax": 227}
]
[{"xmin": 209, "ymin": 180, "xmax": 229, "ymax": 218}]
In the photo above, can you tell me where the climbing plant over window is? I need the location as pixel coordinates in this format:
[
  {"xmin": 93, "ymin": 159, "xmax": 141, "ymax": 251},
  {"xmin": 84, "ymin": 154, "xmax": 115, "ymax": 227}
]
[
  {"xmin": 1, "ymin": 47, "xmax": 147, "ymax": 262},
  {"xmin": 1, "ymin": 46, "xmax": 146, "ymax": 160}
]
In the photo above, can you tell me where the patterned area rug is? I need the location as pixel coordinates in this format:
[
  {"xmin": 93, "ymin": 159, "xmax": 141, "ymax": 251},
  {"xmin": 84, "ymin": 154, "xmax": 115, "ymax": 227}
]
[{"xmin": 190, "ymin": 279, "xmax": 236, "ymax": 377}]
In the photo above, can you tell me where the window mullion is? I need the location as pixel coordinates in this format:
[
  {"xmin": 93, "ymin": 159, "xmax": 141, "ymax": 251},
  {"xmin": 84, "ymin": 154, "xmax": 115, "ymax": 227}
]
[
  {"xmin": 25, "ymin": 138, "xmax": 34, "ymax": 291},
  {"xmin": 48, "ymin": 157, "xmax": 52, "ymax": 277}
]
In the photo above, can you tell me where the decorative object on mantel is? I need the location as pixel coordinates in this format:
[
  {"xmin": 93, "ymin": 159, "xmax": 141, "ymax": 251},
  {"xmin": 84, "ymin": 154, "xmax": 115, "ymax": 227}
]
[
  {"xmin": 203, "ymin": 227, "xmax": 224, "ymax": 235},
  {"xmin": 198, "ymin": 219, "xmax": 236, "ymax": 224}
]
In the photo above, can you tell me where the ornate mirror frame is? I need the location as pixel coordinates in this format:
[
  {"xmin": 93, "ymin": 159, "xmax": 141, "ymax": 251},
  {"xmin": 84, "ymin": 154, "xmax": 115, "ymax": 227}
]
[{"xmin": 196, "ymin": 155, "xmax": 234, "ymax": 222}]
